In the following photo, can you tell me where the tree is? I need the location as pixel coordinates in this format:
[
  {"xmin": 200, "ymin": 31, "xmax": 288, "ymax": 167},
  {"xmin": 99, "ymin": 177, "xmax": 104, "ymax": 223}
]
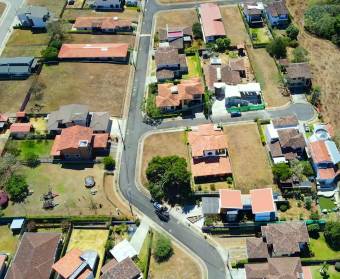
[
  {"xmin": 103, "ymin": 156, "xmax": 115, "ymax": 170},
  {"xmin": 153, "ymin": 234, "xmax": 173, "ymax": 262},
  {"xmin": 24, "ymin": 152, "xmax": 39, "ymax": 167},
  {"xmin": 286, "ymin": 24, "xmax": 299, "ymax": 40},
  {"xmin": 146, "ymin": 156, "xmax": 191, "ymax": 203},
  {"xmin": 292, "ymin": 46, "xmax": 308, "ymax": 63},
  {"xmin": 41, "ymin": 47, "xmax": 58, "ymax": 61},
  {"xmin": 307, "ymin": 223, "xmax": 320, "ymax": 239},
  {"xmin": 192, "ymin": 22, "xmax": 203, "ymax": 39},
  {"xmin": 272, "ymin": 163, "xmax": 292, "ymax": 181},
  {"xmin": 215, "ymin": 37, "xmax": 231, "ymax": 52},
  {"xmin": 5, "ymin": 175, "xmax": 29, "ymax": 202},
  {"xmin": 324, "ymin": 221, "xmax": 340, "ymax": 250},
  {"xmin": 266, "ymin": 37, "xmax": 287, "ymax": 59}
]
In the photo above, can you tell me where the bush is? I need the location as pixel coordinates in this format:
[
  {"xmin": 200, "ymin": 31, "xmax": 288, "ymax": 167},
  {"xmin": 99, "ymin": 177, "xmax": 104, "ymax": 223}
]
[
  {"xmin": 324, "ymin": 221, "xmax": 340, "ymax": 250},
  {"xmin": 286, "ymin": 24, "xmax": 299, "ymax": 40},
  {"xmin": 103, "ymin": 156, "xmax": 115, "ymax": 170},
  {"xmin": 335, "ymin": 262, "xmax": 340, "ymax": 272},
  {"xmin": 307, "ymin": 223, "xmax": 320, "ymax": 239},
  {"xmin": 153, "ymin": 234, "xmax": 173, "ymax": 262},
  {"xmin": 279, "ymin": 204, "xmax": 289, "ymax": 212}
]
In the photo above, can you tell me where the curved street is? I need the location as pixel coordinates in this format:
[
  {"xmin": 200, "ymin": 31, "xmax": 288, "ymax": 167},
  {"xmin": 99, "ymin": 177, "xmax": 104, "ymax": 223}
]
[{"xmin": 118, "ymin": 0, "xmax": 317, "ymax": 278}]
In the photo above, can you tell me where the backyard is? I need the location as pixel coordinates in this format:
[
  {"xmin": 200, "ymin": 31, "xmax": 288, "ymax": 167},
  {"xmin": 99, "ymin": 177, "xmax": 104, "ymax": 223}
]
[
  {"xmin": 5, "ymin": 139, "xmax": 53, "ymax": 160},
  {"xmin": 155, "ymin": 9, "xmax": 198, "ymax": 29},
  {"xmin": 309, "ymin": 233, "xmax": 340, "ymax": 261},
  {"xmin": 26, "ymin": 0, "xmax": 66, "ymax": 17},
  {"xmin": 224, "ymin": 123, "xmax": 274, "ymax": 193},
  {"xmin": 67, "ymin": 229, "xmax": 109, "ymax": 279},
  {"xmin": 0, "ymin": 225, "xmax": 19, "ymax": 254},
  {"xmin": 1, "ymin": 29, "xmax": 50, "ymax": 57},
  {"xmin": 247, "ymin": 48, "xmax": 289, "ymax": 107},
  {"xmin": 149, "ymin": 232, "xmax": 202, "ymax": 279},
  {"xmin": 221, "ymin": 6, "xmax": 250, "ymax": 45},
  {"xmin": 27, "ymin": 63, "xmax": 131, "ymax": 116},
  {"xmin": 141, "ymin": 131, "xmax": 189, "ymax": 186},
  {"xmin": 2, "ymin": 163, "xmax": 116, "ymax": 216}
]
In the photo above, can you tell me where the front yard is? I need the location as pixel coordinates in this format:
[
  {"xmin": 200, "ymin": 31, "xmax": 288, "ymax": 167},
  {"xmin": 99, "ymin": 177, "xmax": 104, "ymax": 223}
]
[
  {"xmin": 67, "ymin": 229, "xmax": 109, "ymax": 279},
  {"xmin": 224, "ymin": 123, "xmax": 275, "ymax": 193},
  {"xmin": 27, "ymin": 63, "xmax": 131, "ymax": 116},
  {"xmin": 2, "ymin": 163, "xmax": 116, "ymax": 216},
  {"xmin": 309, "ymin": 233, "xmax": 340, "ymax": 261}
]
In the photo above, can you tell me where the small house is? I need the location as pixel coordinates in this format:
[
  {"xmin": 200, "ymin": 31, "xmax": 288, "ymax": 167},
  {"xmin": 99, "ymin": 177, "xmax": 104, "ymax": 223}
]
[
  {"xmin": 199, "ymin": 3, "xmax": 226, "ymax": 42},
  {"xmin": 249, "ymin": 188, "xmax": 276, "ymax": 222},
  {"xmin": 93, "ymin": 0, "xmax": 123, "ymax": 10},
  {"xmin": 265, "ymin": 0, "xmax": 289, "ymax": 28},
  {"xmin": 17, "ymin": 6, "xmax": 50, "ymax": 28},
  {"xmin": 243, "ymin": 2, "xmax": 265, "ymax": 27},
  {"xmin": 285, "ymin": 63, "xmax": 312, "ymax": 90}
]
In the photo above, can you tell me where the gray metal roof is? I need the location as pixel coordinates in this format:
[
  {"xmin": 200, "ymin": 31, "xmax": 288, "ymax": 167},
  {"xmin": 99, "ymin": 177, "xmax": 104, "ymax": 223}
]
[
  {"xmin": 89, "ymin": 112, "xmax": 110, "ymax": 132},
  {"xmin": 202, "ymin": 197, "xmax": 219, "ymax": 215}
]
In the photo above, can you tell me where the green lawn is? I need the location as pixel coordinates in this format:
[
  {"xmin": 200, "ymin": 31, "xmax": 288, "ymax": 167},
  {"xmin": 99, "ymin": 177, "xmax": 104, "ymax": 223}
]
[
  {"xmin": 309, "ymin": 233, "xmax": 340, "ymax": 260},
  {"xmin": 0, "ymin": 226, "xmax": 19, "ymax": 254},
  {"xmin": 6, "ymin": 140, "xmax": 53, "ymax": 160},
  {"xmin": 319, "ymin": 197, "xmax": 336, "ymax": 211},
  {"xmin": 311, "ymin": 265, "xmax": 339, "ymax": 279},
  {"xmin": 249, "ymin": 27, "xmax": 271, "ymax": 45},
  {"xmin": 183, "ymin": 54, "xmax": 202, "ymax": 79}
]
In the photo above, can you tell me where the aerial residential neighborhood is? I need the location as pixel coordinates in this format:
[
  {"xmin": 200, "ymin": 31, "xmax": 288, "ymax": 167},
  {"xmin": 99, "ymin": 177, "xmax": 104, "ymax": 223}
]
[{"xmin": 0, "ymin": 0, "xmax": 339, "ymax": 278}]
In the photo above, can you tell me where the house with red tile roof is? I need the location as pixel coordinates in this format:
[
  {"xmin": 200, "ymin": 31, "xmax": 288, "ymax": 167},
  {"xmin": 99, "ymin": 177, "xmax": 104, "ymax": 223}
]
[
  {"xmin": 199, "ymin": 3, "xmax": 226, "ymax": 43},
  {"xmin": 58, "ymin": 43, "xmax": 129, "ymax": 63},
  {"xmin": 188, "ymin": 124, "xmax": 232, "ymax": 181},
  {"xmin": 249, "ymin": 188, "xmax": 276, "ymax": 221},
  {"xmin": 156, "ymin": 78, "xmax": 204, "ymax": 112},
  {"xmin": 52, "ymin": 248, "xmax": 98, "ymax": 279},
  {"xmin": 73, "ymin": 17, "xmax": 132, "ymax": 33},
  {"xmin": 9, "ymin": 123, "xmax": 32, "ymax": 139},
  {"xmin": 50, "ymin": 125, "xmax": 109, "ymax": 159}
]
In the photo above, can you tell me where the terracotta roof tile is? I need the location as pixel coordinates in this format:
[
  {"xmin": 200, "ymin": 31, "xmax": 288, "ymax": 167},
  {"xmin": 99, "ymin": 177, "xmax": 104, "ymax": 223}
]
[
  {"xmin": 250, "ymin": 188, "xmax": 275, "ymax": 213},
  {"xmin": 219, "ymin": 189, "xmax": 242, "ymax": 209}
]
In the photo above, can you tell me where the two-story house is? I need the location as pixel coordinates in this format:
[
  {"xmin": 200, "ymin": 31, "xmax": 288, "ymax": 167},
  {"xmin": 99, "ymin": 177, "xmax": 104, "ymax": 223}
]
[
  {"xmin": 154, "ymin": 47, "xmax": 188, "ymax": 82},
  {"xmin": 243, "ymin": 2, "xmax": 265, "ymax": 27},
  {"xmin": 156, "ymin": 78, "xmax": 204, "ymax": 112},
  {"xmin": 17, "ymin": 6, "xmax": 50, "ymax": 28},
  {"xmin": 265, "ymin": 0, "xmax": 289, "ymax": 28},
  {"xmin": 188, "ymin": 124, "xmax": 232, "ymax": 182}
]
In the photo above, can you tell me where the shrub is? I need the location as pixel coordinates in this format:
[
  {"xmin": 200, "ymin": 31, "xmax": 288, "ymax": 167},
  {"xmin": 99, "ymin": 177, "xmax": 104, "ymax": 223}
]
[
  {"xmin": 153, "ymin": 234, "xmax": 173, "ymax": 262},
  {"xmin": 286, "ymin": 24, "xmax": 299, "ymax": 40},
  {"xmin": 279, "ymin": 204, "xmax": 289, "ymax": 212},
  {"xmin": 103, "ymin": 156, "xmax": 115, "ymax": 170},
  {"xmin": 307, "ymin": 223, "xmax": 320, "ymax": 239},
  {"xmin": 324, "ymin": 221, "xmax": 340, "ymax": 250}
]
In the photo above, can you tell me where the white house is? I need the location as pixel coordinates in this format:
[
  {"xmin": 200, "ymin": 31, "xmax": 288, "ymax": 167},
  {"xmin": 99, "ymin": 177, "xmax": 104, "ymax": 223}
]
[
  {"xmin": 93, "ymin": 0, "xmax": 123, "ymax": 10},
  {"xmin": 17, "ymin": 6, "xmax": 50, "ymax": 28}
]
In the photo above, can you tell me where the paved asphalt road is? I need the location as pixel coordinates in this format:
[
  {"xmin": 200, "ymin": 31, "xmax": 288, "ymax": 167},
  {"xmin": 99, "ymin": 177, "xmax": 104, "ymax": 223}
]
[
  {"xmin": 0, "ymin": 0, "xmax": 24, "ymax": 53},
  {"xmin": 119, "ymin": 0, "xmax": 316, "ymax": 278}
]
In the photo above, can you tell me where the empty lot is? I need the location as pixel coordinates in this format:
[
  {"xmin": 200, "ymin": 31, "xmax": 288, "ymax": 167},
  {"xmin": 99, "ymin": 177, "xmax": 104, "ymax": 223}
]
[
  {"xmin": 27, "ymin": 63, "xmax": 130, "ymax": 116},
  {"xmin": 221, "ymin": 6, "xmax": 250, "ymax": 45},
  {"xmin": 155, "ymin": 9, "xmax": 198, "ymax": 29},
  {"xmin": 224, "ymin": 123, "xmax": 274, "ymax": 193},
  {"xmin": 247, "ymin": 48, "xmax": 289, "ymax": 108}
]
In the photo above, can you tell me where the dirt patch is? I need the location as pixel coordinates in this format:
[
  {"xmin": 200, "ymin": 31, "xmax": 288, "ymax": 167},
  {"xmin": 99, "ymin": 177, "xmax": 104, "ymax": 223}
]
[
  {"xmin": 155, "ymin": 9, "xmax": 198, "ymax": 29},
  {"xmin": 221, "ymin": 6, "xmax": 250, "ymax": 45},
  {"xmin": 27, "ymin": 63, "xmax": 130, "ymax": 116},
  {"xmin": 224, "ymin": 123, "xmax": 275, "ymax": 193},
  {"xmin": 65, "ymin": 33, "xmax": 135, "ymax": 48},
  {"xmin": 247, "ymin": 47, "xmax": 289, "ymax": 108},
  {"xmin": 286, "ymin": 0, "xmax": 340, "ymax": 144},
  {"xmin": 141, "ymin": 131, "xmax": 189, "ymax": 186}
]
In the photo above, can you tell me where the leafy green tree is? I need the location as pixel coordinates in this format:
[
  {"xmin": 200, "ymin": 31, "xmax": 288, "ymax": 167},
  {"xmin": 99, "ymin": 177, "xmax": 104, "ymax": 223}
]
[
  {"xmin": 5, "ymin": 174, "xmax": 29, "ymax": 202},
  {"xmin": 192, "ymin": 22, "xmax": 203, "ymax": 39},
  {"xmin": 103, "ymin": 156, "xmax": 115, "ymax": 170},
  {"xmin": 324, "ymin": 221, "xmax": 340, "ymax": 250},
  {"xmin": 146, "ymin": 156, "xmax": 191, "ymax": 202},
  {"xmin": 153, "ymin": 234, "xmax": 173, "ymax": 262},
  {"xmin": 41, "ymin": 47, "xmax": 58, "ymax": 61},
  {"xmin": 292, "ymin": 46, "xmax": 308, "ymax": 63},
  {"xmin": 286, "ymin": 24, "xmax": 300, "ymax": 40},
  {"xmin": 307, "ymin": 223, "xmax": 320, "ymax": 239},
  {"xmin": 266, "ymin": 37, "xmax": 287, "ymax": 59},
  {"xmin": 272, "ymin": 163, "xmax": 292, "ymax": 181},
  {"xmin": 215, "ymin": 37, "xmax": 231, "ymax": 52}
]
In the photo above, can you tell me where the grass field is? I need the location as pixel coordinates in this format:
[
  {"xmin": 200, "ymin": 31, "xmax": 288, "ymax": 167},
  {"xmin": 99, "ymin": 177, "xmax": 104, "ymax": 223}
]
[
  {"xmin": 1, "ymin": 29, "xmax": 50, "ymax": 57},
  {"xmin": 6, "ymin": 139, "xmax": 53, "ymax": 160},
  {"xmin": 0, "ymin": 76, "xmax": 35, "ymax": 113},
  {"xmin": 62, "ymin": 8, "xmax": 139, "ymax": 22},
  {"xmin": 221, "ymin": 6, "xmax": 250, "ymax": 45},
  {"xmin": 65, "ymin": 34, "xmax": 135, "ymax": 47},
  {"xmin": 311, "ymin": 265, "xmax": 339, "ymax": 279},
  {"xmin": 286, "ymin": 0, "xmax": 340, "ymax": 145},
  {"xmin": 224, "ymin": 123, "xmax": 274, "ymax": 193},
  {"xmin": 27, "ymin": 63, "xmax": 130, "ymax": 116},
  {"xmin": 27, "ymin": 0, "xmax": 66, "ymax": 17},
  {"xmin": 2, "ymin": 163, "xmax": 116, "ymax": 216},
  {"xmin": 141, "ymin": 131, "xmax": 189, "ymax": 186},
  {"xmin": 156, "ymin": 9, "xmax": 198, "ymax": 29},
  {"xmin": 0, "ymin": 226, "xmax": 19, "ymax": 254},
  {"xmin": 183, "ymin": 55, "xmax": 201, "ymax": 79},
  {"xmin": 149, "ymin": 232, "xmax": 202, "ymax": 279},
  {"xmin": 67, "ymin": 229, "xmax": 109, "ymax": 279},
  {"xmin": 0, "ymin": 3, "xmax": 6, "ymax": 17},
  {"xmin": 247, "ymin": 48, "xmax": 289, "ymax": 107},
  {"xmin": 309, "ymin": 233, "xmax": 340, "ymax": 261}
]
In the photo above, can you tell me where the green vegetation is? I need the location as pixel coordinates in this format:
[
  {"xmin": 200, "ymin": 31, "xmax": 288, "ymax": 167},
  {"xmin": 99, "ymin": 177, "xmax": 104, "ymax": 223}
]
[
  {"xmin": 309, "ymin": 233, "xmax": 340, "ymax": 260},
  {"xmin": 272, "ymin": 163, "xmax": 292, "ymax": 181},
  {"xmin": 324, "ymin": 221, "xmax": 340, "ymax": 250},
  {"xmin": 103, "ymin": 156, "xmax": 115, "ymax": 171},
  {"xmin": 153, "ymin": 233, "xmax": 173, "ymax": 263},
  {"xmin": 319, "ymin": 197, "xmax": 336, "ymax": 211},
  {"xmin": 146, "ymin": 156, "xmax": 191, "ymax": 203},
  {"xmin": 304, "ymin": 3, "xmax": 340, "ymax": 46},
  {"xmin": 266, "ymin": 37, "xmax": 287, "ymax": 58},
  {"xmin": 6, "ymin": 174, "xmax": 29, "ymax": 202},
  {"xmin": 192, "ymin": 22, "xmax": 203, "ymax": 39}
]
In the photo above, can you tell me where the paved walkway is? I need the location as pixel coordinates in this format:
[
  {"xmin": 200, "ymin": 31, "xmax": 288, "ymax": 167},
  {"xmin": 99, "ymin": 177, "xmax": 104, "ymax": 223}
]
[{"xmin": 130, "ymin": 218, "xmax": 150, "ymax": 254}]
